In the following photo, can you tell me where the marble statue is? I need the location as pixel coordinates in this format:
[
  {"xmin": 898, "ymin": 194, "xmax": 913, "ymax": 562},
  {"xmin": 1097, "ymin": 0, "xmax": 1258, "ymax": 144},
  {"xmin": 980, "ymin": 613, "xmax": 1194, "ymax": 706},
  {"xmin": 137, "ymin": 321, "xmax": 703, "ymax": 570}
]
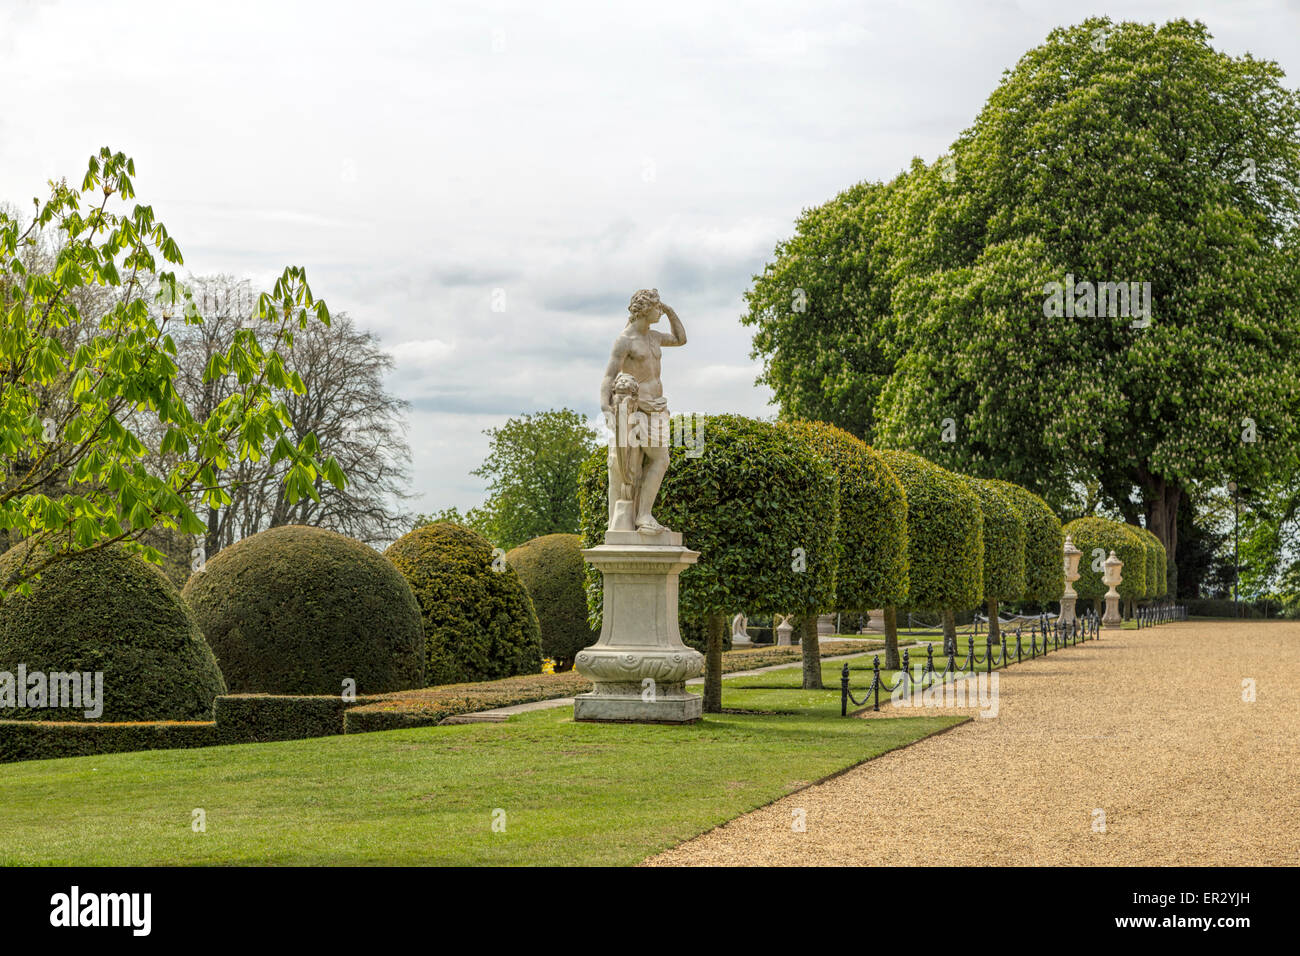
[{"xmin": 600, "ymin": 288, "xmax": 687, "ymax": 535}]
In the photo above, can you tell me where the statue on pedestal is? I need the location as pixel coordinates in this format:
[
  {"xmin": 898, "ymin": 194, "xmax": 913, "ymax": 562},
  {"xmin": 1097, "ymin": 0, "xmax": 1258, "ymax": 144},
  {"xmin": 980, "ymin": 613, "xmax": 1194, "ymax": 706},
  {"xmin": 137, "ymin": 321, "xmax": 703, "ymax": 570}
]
[{"xmin": 573, "ymin": 290, "xmax": 704, "ymax": 723}]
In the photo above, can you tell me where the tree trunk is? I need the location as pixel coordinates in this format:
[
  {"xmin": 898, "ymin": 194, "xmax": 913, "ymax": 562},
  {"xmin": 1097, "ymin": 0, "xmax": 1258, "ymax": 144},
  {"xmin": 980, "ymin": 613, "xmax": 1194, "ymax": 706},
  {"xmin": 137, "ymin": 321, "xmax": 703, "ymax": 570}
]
[
  {"xmin": 987, "ymin": 598, "xmax": 1000, "ymax": 641},
  {"xmin": 943, "ymin": 608, "xmax": 957, "ymax": 656},
  {"xmin": 703, "ymin": 612, "xmax": 724, "ymax": 714},
  {"xmin": 883, "ymin": 606, "xmax": 900, "ymax": 670},
  {"xmin": 801, "ymin": 615, "xmax": 823, "ymax": 689},
  {"xmin": 1142, "ymin": 471, "xmax": 1182, "ymax": 561}
]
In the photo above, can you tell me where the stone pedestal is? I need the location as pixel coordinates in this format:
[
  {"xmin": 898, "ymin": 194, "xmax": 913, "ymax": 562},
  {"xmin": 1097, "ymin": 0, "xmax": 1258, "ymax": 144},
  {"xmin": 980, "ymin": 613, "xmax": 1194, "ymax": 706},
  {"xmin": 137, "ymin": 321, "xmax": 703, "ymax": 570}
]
[
  {"xmin": 574, "ymin": 529, "xmax": 704, "ymax": 723},
  {"xmin": 775, "ymin": 615, "xmax": 793, "ymax": 646},
  {"xmin": 1060, "ymin": 535, "xmax": 1082, "ymax": 626},
  {"xmin": 817, "ymin": 613, "xmax": 836, "ymax": 638},
  {"xmin": 1101, "ymin": 550, "xmax": 1124, "ymax": 630}
]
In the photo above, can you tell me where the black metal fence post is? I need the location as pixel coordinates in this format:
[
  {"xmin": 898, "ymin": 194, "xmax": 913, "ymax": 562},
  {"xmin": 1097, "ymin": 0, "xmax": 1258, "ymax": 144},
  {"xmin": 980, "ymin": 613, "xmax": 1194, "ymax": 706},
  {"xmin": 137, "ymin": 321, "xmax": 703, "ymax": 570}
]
[{"xmin": 841, "ymin": 662, "xmax": 850, "ymax": 717}]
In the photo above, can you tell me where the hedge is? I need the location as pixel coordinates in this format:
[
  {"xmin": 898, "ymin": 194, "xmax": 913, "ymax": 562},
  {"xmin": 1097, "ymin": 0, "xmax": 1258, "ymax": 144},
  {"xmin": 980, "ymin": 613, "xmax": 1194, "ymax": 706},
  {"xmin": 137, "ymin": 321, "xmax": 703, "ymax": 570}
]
[
  {"xmin": 989, "ymin": 480, "xmax": 1064, "ymax": 602},
  {"xmin": 0, "ymin": 720, "xmax": 218, "ymax": 764},
  {"xmin": 877, "ymin": 450, "xmax": 983, "ymax": 612},
  {"xmin": 1062, "ymin": 517, "xmax": 1148, "ymax": 602},
  {"xmin": 385, "ymin": 522, "xmax": 542, "ymax": 685},
  {"xmin": 963, "ymin": 477, "xmax": 1025, "ymax": 603},
  {"xmin": 505, "ymin": 534, "xmax": 598, "ymax": 670},
  {"xmin": 183, "ymin": 525, "xmax": 425, "ymax": 695},
  {"xmin": 1133, "ymin": 526, "xmax": 1168, "ymax": 598},
  {"xmin": 780, "ymin": 420, "xmax": 909, "ymax": 610},
  {"xmin": 0, "ymin": 543, "xmax": 226, "ymax": 722}
]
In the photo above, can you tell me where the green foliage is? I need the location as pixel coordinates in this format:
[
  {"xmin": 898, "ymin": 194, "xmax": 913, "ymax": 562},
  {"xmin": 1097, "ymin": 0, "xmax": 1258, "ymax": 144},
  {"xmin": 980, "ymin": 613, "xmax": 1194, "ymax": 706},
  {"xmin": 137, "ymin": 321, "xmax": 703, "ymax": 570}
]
[
  {"xmin": 1134, "ymin": 526, "xmax": 1169, "ymax": 598},
  {"xmin": 0, "ymin": 543, "xmax": 226, "ymax": 720},
  {"xmin": 505, "ymin": 533, "xmax": 598, "ymax": 670},
  {"xmin": 577, "ymin": 414, "xmax": 840, "ymax": 624},
  {"xmin": 181, "ymin": 525, "xmax": 425, "ymax": 695},
  {"xmin": 962, "ymin": 477, "xmax": 1025, "ymax": 602},
  {"xmin": 0, "ymin": 720, "xmax": 218, "ymax": 765},
  {"xmin": 385, "ymin": 522, "xmax": 542, "ymax": 685},
  {"xmin": 742, "ymin": 176, "xmax": 910, "ymax": 437},
  {"xmin": 0, "ymin": 149, "xmax": 344, "ymax": 599},
  {"xmin": 989, "ymin": 480, "xmax": 1065, "ymax": 602},
  {"xmin": 780, "ymin": 421, "xmax": 909, "ymax": 610},
  {"xmin": 1062, "ymin": 517, "xmax": 1149, "ymax": 601},
  {"xmin": 877, "ymin": 450, "xmax": 983, "ymax": 611},
  {"xmin": 211, "ymin": 694, "xmax": 362, "ymax": 743},
  {"xmin": 468, "ymin": 408, "xmax": 599, "ymax": 550},
  {"xmin": 748, "ymin": 19, "xmax": 1300, "ymax": 545}
]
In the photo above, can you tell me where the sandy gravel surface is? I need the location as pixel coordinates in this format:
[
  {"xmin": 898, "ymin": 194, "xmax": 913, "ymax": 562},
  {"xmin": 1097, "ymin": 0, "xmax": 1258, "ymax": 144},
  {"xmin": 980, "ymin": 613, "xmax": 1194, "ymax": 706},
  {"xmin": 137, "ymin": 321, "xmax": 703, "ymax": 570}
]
[{"xmin": 646, "ymin": 621, "xmax": 1299, "ymax": 866}]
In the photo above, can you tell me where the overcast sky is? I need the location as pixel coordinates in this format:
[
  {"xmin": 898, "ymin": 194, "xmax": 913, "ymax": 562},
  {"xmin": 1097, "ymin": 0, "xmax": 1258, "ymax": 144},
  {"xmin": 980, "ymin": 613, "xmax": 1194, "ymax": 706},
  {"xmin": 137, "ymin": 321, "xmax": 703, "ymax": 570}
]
[{"xmin": 3, "ymin": 0, "xmax": 1298, "ymax": 517}]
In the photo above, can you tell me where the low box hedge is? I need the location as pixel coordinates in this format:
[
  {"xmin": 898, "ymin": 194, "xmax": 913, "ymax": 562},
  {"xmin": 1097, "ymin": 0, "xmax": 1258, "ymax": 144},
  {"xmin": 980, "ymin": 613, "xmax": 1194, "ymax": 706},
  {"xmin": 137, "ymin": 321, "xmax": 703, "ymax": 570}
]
[
  {"xmin": 212, "ymin": 694, "xmax": 377, "ymax": 743},
  {"xmin": 0, "ymin": 719, "xmax": 218, "ymax": 764}
]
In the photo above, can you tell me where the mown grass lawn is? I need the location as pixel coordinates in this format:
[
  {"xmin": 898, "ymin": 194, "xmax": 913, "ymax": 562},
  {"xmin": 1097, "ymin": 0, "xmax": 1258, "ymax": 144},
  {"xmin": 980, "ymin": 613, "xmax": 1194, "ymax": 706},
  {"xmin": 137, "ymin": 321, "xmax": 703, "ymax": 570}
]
[{"xmin": 0, "ymin": 699, "xmax": 963, "ymax": 865}]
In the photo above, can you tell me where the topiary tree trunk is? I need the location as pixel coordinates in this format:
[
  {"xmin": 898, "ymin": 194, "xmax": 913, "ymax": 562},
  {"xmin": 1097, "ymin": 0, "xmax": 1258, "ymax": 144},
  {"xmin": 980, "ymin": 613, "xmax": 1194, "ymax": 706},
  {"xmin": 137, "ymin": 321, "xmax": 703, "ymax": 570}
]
[
  {"xmin": 883, "ymin": 606, "xmax": 901, "ymax": 670},
  {"xmin": 987, "ymin": 598, "xmax": 1000, "ymax": 641},
  {"xmin": 943, "ymin": 608, "xmax": 957, "ymax": 656},
  {"xmin": 703, "ymin": 611, "xmax": 725, "ymax": 713},
  {"xmin": 801, "ymin": 614, "xmax": 823, "ymax": 689}
]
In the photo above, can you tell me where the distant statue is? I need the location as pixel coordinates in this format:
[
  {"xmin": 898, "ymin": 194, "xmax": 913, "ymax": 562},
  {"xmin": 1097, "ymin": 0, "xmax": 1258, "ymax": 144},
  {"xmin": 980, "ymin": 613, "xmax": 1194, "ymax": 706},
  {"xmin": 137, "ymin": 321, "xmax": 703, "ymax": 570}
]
[{"xmin": 600, "ymin": 288, "xmax": 687, "ymax": 534}]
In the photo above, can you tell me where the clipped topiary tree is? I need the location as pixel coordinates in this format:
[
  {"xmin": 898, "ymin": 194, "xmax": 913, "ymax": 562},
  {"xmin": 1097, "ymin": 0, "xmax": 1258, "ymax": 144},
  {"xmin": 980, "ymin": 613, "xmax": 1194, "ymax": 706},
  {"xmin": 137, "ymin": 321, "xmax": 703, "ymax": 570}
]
[
  {"xmin": 386, "ymin": 522, "xmax": 541, "ymax": 685},
  {"xmin": 0, "ymin": 543, "xmax": 226, "ymax": 721},
  {"xmin": 1062, "ymin": 517, "xmax": 1149, "ymax": 616},
  {"xmin": 579, "ymin": 413, "xmax": 839, "ymax": 712},
  {"xmin": 505, "ymin": 533, "xmax": 598, "ymax": 671},
  {"xmin": 989, "ymin": 480, "xmax": 1065, "ymax": 606},
  {"xmin": 878, "ymin": 450, "xmax": 983, "ymax": 656},
  {"xmin": 780, "ymin": 420, "xmax": 908, "ymax": 687},
  {"xmin": 962, "ymin": 477, "xmax": 1025, "ymax": 641},
  {"xmin": 1134, "ymin": 525, "xmax": 1168, "ymax": 599},
  {"xmin": 183, "ymin": 525, "xmax": 425, "ymax": 695}
]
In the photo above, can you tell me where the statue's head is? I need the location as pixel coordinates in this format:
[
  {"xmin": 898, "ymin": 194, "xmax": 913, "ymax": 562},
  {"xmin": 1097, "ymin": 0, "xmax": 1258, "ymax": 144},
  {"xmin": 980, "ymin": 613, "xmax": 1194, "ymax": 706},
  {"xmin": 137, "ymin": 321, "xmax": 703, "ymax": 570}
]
[{"xmin": 627, "ymin": 288, "xmax": 661, "ymax": 323}]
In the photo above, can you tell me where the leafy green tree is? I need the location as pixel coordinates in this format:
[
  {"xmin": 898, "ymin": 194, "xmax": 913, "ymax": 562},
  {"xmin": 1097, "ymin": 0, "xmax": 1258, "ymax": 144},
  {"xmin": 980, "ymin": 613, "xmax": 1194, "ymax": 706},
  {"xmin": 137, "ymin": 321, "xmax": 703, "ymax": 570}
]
[
  {"xmin": 962, "ymin": 477, "xmax": 1025, "ymax": 640},
  {"xmin": 747, "ymin": 18, "xmax": 1300, "ymax": 562},
  {"xmin": 743, "ymin": 176, "xmax": 910, "ymax": 437},
  {"xmin": 878, "ymin": 450, "xmax": 983, "ymax": 655},
  {"xmin": 0, "ymin": 148, "xmax": 342, "ymax": 598},
  {"xmin": 989, "ymin": 479, "xmax": 1064, "ymax": 606},
  {"xmin": 781, "ymin": 420, "xmax": 908, "ymax": 682},
  {"xmin": 468, "ymin": 408, "xmax": 598, "ymax": 550},
  {"xmin": 579, "ymin": 415, "xmax": 839, "ymax": 712}
]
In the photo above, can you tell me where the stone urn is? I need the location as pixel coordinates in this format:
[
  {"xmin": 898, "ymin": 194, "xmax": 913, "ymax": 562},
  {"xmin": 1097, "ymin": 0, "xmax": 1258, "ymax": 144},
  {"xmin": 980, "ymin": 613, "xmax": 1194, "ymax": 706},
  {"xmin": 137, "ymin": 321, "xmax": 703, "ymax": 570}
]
[
  {"xmin": 1060, "ymin": 535, "xmax": 1082, "ymax": 625},
  {"xmin": 1101, "ymin": 550, "xmax": 1124, "ymax": 629}
]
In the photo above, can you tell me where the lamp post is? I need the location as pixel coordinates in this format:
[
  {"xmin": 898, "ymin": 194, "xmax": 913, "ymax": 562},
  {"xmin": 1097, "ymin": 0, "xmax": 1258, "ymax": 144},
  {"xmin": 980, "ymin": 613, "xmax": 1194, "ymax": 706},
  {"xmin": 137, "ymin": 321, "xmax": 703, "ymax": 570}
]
[{"xmin": 1227, "ymin": 481, "xmax": 1239, "ymax": 618}]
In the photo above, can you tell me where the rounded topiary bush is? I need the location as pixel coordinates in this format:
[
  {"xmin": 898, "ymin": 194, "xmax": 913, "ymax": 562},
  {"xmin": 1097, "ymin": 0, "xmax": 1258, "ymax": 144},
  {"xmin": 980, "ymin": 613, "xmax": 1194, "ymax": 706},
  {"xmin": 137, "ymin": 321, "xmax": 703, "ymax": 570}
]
[
  {"xmin": 963, "ymin": 476, "xmax": 1025, "ymax": 606},
  {"xmin": 0, "ymin": 544, "xmax": 226, "ymax": 721},
  {"xmin": 780, "ymin": 421, "xmax": 909, "ymax": 610},
  {"xmin": 385, "ymin": 522, "xmax": 541, "ymax": 685},
  {"xmin": 183, "ymin": 525, "xmax": 425, "ymax": 695},
  {"xmin": 505, "ymin": 533, "xmax": 597, "ymax": 671},
  {"xmin": 991, "ymin": 480, "xmax": 1064, "ymax": 603},
  {"xmin": 1062, "ymin": 517, "xmax": 1148, "ymax": 605},
  {"xmin": 1134, "ymin": 526, "xmax": 1168, "ymax": 598},
  {"xmin": 878, "ymin": 450, "xmax": 983, "ymax": 613}
]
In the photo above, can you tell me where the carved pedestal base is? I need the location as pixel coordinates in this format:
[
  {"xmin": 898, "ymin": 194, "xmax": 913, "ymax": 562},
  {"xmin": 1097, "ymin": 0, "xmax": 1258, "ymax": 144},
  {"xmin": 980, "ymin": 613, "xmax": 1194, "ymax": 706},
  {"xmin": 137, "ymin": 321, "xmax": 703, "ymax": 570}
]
[
  {"xmin": 1102, "ymin": 592, "xmax": 1122, "ymax": 629},
  {"xmin": 1059, "ymin": 594, "xmax": 1077, "ymax": 626},
  {"xmin": 574, "ymin": 530, "xmax": 704, "ymax": 724}
]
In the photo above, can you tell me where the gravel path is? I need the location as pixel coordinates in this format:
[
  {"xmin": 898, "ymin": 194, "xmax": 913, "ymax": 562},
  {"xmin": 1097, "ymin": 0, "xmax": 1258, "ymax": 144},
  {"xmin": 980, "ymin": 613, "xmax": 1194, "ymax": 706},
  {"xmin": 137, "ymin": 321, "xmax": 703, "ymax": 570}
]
[{"xmin": 646, "ymin": 620, "xmax": 1300, "ymax": 866}]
